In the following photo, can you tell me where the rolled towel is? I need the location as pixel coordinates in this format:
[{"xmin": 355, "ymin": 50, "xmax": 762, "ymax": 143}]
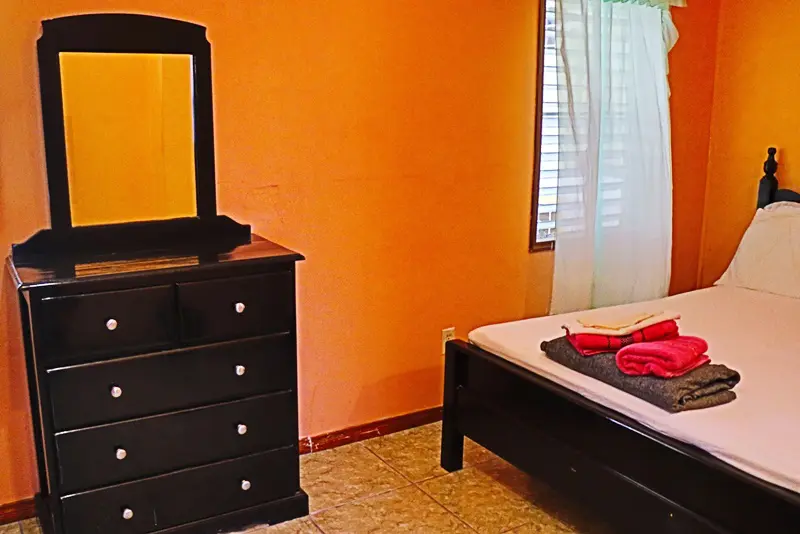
[
  {"xmin": 541, "ymin": 336, "xmax": 740, "ymax": 413},
  {"xmin": 616, "ymin": 336, "xmax": 710, "ymax": 378},
  {"xmin": 567, "ymin": 320, "xmax": 679, "ymax": 356}
]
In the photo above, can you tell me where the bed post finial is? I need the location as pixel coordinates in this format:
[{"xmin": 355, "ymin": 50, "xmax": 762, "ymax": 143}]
[
  {"xmin": 765, "ymin": 147, "xmax": 778, "ymax": 175},
  {"xmin": 758, "ymin": 147, "xmax": 779, "ymax": 209}
]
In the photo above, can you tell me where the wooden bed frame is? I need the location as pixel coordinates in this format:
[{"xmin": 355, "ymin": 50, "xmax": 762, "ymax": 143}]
[{"xmin": 440, "ymin": 148, "xmax": 800, "ymax": 533}]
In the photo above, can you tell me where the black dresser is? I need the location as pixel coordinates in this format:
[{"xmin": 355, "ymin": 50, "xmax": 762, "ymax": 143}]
[
  {"xmin": 8, "ymin": 13, "xmax": 309, "ymax": 534},
  {"xmin": 7, "ymin": 238, "xmax": 308, "ymax": 534}
]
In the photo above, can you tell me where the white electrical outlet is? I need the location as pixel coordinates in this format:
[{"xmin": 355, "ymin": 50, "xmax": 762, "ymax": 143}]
[{"xmin": 442, "ymin": 327, "xmax": 456, "ymax": 354}]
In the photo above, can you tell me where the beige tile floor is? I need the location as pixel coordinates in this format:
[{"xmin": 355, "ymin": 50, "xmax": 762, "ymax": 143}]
[{"xmin": 2, "ymin": 422, "xmax": 610, "ymax": 534}]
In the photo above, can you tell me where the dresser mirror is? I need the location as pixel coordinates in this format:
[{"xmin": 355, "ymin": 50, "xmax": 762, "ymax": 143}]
[
  {"xmin": 13, "ymin": 13, "xmax": 251, "ymax": 260},
  {"xmin": 60, "ymin": 52, "xmax": 197, "ymax": 226}
]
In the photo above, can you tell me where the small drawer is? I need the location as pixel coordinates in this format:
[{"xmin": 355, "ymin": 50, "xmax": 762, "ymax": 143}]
[
  {"xmin": 49, "ymin": 334, "xmax": 295, "ymax": 431},
  {"xmin": 37, "ymin": 286, "xmax": 177, "ymax": 365},
  {"xmin": 178, "ymin": 272, "xmax": 294, "ymax": 343},
  {"xmin": 55, "ymin": 392, "xmax": 297, "ymax": 493},
  {"xmin": 60, "ymin": 447, "xmax": 300, "ymax": 534}
]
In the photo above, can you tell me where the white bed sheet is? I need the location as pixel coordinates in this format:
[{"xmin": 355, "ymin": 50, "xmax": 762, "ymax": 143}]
[{"xmin": 468, "ymin": 286, "xmax": 800, "ymax": 494}]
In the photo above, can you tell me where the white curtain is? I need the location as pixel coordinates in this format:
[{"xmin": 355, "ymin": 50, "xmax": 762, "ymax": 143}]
[{"xmin": 550, "ymin": 0, "xmax": 676, "ymax": 314}]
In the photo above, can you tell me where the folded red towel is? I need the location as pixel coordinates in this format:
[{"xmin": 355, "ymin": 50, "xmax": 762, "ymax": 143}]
[
  {"xmin": 616, "ymin": 336, "xmax": 710, "ymax": 378},
  {"xmin": 566, "ymin": 320, "xmax": 679, "ymax": 356}
]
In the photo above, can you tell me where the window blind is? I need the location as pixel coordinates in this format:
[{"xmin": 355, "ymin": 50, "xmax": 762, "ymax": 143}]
[
  {"xmin": 535, "ymin": 0, "xmax": 631, "ymax": 243},
  {"xmin": 534, "ymin": 0, "xmax": 558, "ymax": 244}
]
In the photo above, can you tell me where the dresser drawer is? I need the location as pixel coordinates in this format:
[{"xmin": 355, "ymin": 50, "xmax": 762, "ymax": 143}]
[
  {"xmin": 178, "ymin": 272, "xmax": 294, "ymax": 343},
  {"xmin": 38, "ymin": 286, "xmax": 177, "ymax": 365},
  {"xmin": 60, "ymin": 447, "xmax": 300, "ymax": 534},
  {"xmin": 49, "ymin": 334, "xmax": 295, "ymax": 431},
  {"xmin": 56, "ymin": 392, "xmax": 297, "ymax": 493}
]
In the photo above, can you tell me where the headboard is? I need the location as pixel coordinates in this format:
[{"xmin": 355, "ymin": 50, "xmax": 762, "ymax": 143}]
[{"xmin": 757, "ymin": 147, "xmax": 800, "ymax": 208}]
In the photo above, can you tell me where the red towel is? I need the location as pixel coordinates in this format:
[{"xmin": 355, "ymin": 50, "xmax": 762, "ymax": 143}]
[
  {"xmin": 616, "ymin": 336, "xmax": 710, "ymax": 378},
  {"xmin": 566, "ymin": 320, "xmax": 679, "ymax": 356}
]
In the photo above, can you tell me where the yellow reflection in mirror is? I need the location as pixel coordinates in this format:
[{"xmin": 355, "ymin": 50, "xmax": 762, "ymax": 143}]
[{"xmin": 60, "ymin": 53, "xmax": 197, "ymax": 227}]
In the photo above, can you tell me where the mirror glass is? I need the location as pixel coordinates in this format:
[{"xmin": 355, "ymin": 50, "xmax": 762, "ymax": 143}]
[{"xmin": 60, "ymin": 52, "xmax": 197, "ymax": 226}]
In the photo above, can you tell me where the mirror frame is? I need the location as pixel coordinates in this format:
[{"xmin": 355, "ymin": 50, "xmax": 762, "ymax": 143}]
[{"xmin": 38, "ymin": 13, "xmax": 218, "ymax": 230}]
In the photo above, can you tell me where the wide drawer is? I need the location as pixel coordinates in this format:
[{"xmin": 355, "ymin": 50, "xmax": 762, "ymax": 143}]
[
  {"xmin": 38, "ymin": 285, "xmax": 177, "ymax": 365},
  {"xmin": 178, "ymin": 272, "xmax": 294, "ymax": 343},
  {"xmin": 49, "ymin": 334, "xmax": 295, "ymax": 431},
  {"xmin": 60, "ymin": 447, "xmax": 300, "ymax": 534},
  {"xmin": 56, "ymin": 392, "xmax": 297, "ymax": 493}
]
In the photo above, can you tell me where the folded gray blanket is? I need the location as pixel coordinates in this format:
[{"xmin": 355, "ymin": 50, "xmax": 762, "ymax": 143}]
[{"xmin": 540, "ymin": 337, "xmax": 741, "ymax": 413}]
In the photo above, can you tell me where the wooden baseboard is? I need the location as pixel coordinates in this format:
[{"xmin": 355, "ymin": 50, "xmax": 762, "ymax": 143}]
[
  {"xmin": 298, "ymin": 406, "xmax": 443, "ymax": 455},
  {"xmin": 0, "ymin": 407, "xmax": 444, "ymax": 525},
  {"xmin": 0, "ymin": 497, "xmax": 36, "ymax": 525}
]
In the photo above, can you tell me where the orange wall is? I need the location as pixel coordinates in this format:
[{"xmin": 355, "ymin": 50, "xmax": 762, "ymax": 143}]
[
  {"xmin": 669, "ymin": 0, "xmax": 722, "ymax": 294},
  {"xmin": 699, "ymin": 0, "xmax": 800, "ymax": 286},
  {"xmin": 0, "ymin": 0, "xmax": 536, "ymax": 504},
  {"xmin": 0, "ymin": 0, "xmax": 726, "ymax": 506},
  {"xmin": 524, "ymin": 251, "xmax": 554, "ymax": 317}
]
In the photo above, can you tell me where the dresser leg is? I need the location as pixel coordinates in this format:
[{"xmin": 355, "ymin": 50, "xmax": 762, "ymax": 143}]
[{"xmin": 35, "ymin": 494, "xmax": 57, "ymax": 534}]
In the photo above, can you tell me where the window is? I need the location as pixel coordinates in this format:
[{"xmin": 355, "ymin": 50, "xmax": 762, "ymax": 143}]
[
  {"xmin": 530, "ymin": 0, "xmax": 644, "ymax": 251},
  {"xmin": 530, "ymin": 0, "xmax": 558, "ymax": 251}
]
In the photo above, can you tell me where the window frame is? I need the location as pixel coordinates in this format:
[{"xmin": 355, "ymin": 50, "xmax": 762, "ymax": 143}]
[{"xmin": 529, "ymin": 0, "xmax": 555, "ymax": 253}]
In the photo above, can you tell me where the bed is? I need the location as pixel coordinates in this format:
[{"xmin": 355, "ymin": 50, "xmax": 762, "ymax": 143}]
[{"xmin": 440, "ymin": 148, "xmax": 800, "ymax": 533}]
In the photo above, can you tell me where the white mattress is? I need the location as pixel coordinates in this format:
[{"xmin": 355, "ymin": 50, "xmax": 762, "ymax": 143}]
[{"xmin": 468, "ymin": 286, "xmax": 800, "ymax": 494}]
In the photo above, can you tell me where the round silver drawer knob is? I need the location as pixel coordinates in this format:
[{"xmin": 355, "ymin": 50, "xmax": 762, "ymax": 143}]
[
  {"xmin": 122, "ymin": 508, "xmax": 134, "ymax": 520},
  {"xmin": 116, "ymin": 448, "xmax": 127, "ymax": 461},
  {"xmin": 110, "ymin": 386, "xmax": 123, "ymax": 399},
  {"xmin": 234, "ymin": 302, "xmax": 246, "ymax": 314},
  {"xmin": 235, "ymin": 365, "xmax": 246, "ymax": 376},
  {"xmin": 237, "ymin": 424, "xmax": 248, "ymax": 436},
  {"xmin": 241, "ymin": 480, "xmax": 251, "ymax": 491},
  {"xmin": 106, "ymin": 318, "xmax": 118, "ymax": 331}
]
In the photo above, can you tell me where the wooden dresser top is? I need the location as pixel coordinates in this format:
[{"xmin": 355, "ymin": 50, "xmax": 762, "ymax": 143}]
[{"xmin": 7, "ymin": 234, "xmax": 303, "ymax": 290}]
